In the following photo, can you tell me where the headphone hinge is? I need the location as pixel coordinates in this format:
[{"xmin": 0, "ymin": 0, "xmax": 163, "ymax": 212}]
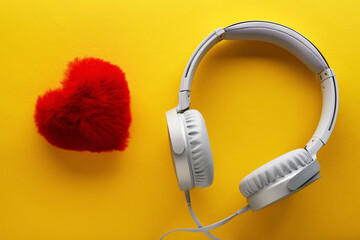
[
  {"xmin": 305, "ymin": 136, "xmax": 324, "ymax": 157},
  {"xmin": 287, "ymin": 158, "xmax": 321, "ymax": 191},
  {"xmin": 176, "ymin": 91, "xmax": 191, "ymax": 112}
]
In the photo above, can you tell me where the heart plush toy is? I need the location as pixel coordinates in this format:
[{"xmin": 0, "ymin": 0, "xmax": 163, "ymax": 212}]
[{"xmin": 34, "ymin": 57, "xmax": 131, "ymax": 152}]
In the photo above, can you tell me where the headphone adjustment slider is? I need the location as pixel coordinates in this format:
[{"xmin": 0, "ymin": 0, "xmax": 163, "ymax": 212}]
[
  {"xmin": 214, "ymin": 28, "xmax": 225, "ymax": 40},
  {"xmin": 318, "ymin": 68, "xmax": 335, "ymax": 83},
  {"xmin": 177, "ymin": 91, "xmax": 191, "ymax": 112},
  {"xmin": 305, "ymin": 136, "xmax": 324, "ymax": 156}
]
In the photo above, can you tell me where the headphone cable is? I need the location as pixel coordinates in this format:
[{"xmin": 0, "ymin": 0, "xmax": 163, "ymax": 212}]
[
  {"xmin": 160, "ymin": 192, "xmax": 250, "ymax": 240},
  {"xmin": 185, "ymin": 190, "xmax": 220, "ymax": 240}
]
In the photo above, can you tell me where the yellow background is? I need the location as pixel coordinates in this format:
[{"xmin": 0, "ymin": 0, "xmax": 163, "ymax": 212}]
[{"xmin": 0, "ymin": 0, "xmax": 359, "ymax": 239}]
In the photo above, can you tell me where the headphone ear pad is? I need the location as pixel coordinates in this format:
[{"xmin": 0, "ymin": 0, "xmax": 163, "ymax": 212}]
[
  {"xmin": 239, "ymin": 149, "xmax": 312, "ymax": 198},
  {"xmin": 182, "ymin": 110, "xmax": 214, "ymax": 188}
]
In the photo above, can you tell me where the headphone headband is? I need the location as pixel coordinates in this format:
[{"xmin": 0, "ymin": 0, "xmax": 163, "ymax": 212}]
[{"xmin": 176, "ymin": 21, "xmax": 338, "ymax": 156}]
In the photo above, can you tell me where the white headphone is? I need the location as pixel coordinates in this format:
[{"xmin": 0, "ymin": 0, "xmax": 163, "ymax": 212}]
[{"xmin": 162, "ymin": 21, "xmax": 338, "ymax": 240}]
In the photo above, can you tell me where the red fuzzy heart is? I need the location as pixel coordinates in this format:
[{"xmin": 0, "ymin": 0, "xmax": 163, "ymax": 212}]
[{"xmin": 34, "ymin": 57, "xmax": 131, "ymax": 152}]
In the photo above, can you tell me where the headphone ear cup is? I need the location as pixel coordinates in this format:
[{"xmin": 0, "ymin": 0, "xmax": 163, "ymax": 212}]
[
  {"xmin": 239, "ymin": 149, "xmax": 313, "ymax": 198},
  {"xmin": 182, "ymin": 110, "xmax": 214, "ymax": 188}
]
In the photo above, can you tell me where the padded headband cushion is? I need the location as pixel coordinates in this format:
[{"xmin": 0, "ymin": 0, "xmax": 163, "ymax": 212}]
[
  {"xmin": 224, "ymin": 21, "xmax": 328, "ymax": 74},
  {"xmin": 239, "ymin": 149, "xmax": 312, "ymax": 198},
  {"xmin": 180, "ymin": 21, "xmax": 330, "ymax": 93},
  {"xmin": 182, "ymin": 110, "xmax": 214, "ymax": 188}
]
